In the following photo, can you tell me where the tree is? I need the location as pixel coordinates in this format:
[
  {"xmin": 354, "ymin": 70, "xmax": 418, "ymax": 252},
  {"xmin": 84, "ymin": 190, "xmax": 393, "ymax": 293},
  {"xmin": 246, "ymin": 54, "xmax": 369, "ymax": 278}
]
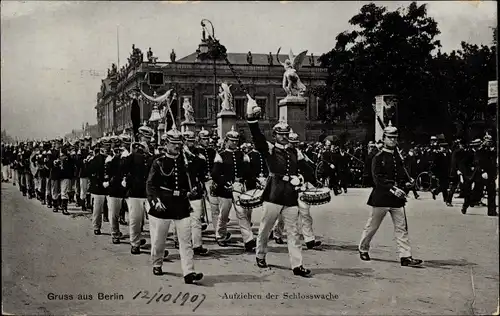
[{"xmin": 318, "ymin": 2, "xmax": 442, "ymax": 139}]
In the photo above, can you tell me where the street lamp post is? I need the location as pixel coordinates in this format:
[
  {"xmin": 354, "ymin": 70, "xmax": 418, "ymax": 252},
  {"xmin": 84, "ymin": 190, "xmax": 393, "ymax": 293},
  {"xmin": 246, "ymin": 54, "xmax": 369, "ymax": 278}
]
[{"xmin": 200, "ymin": 19, "xmax": 227, "ymax": 123}]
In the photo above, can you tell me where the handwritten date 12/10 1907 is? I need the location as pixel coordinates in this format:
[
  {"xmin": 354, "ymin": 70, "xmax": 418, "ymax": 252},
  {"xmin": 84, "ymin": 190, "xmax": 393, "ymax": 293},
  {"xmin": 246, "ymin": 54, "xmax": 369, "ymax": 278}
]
[{"xmin": 132, "ymin": 288, "xmax": 206, "ymax": 312}]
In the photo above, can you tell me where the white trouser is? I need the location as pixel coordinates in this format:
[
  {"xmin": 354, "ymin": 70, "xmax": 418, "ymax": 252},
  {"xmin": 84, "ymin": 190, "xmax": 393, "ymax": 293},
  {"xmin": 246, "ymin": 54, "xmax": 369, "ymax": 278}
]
[
  {"xmin": 34, "ymin": 177, "xmax": 41, "ymax": 191},
  {"xmin": 256, "ymin": 202, "xmax": 303, "ymax": 269},
  {"xmin": 126, "ymin": 198, "xmax": 146, "ymax": 247},
  {"xmin": 216, "ymin": 182, "xmax": 254, "ymax": 243},
  {"xmin": 12, "ymin": 169, "xmax": 18, "ymax": 184},
  {"xmin": 60, "ymin": 179, "xmax": 71, "ymax": 200},
  {"xmin": 190, "ymin": 199, "xmax": 203, "ymax": 248},
  {"xmin": 91, "ymin": 194, "xmax": 106, "ymax": 230},
  {"xmin": 80, "ymin": 178, "xmax": 90, "ymax": 200},
  {"xmin": 273, "ymin": 194, "xmax": 315, "ymax": 243},
  {"xmin": 149, "ymin": 215, "xmax": 195, "ymax": 276},
  {"xmin": 359, "ymin": 207, "xmax": 412, "ymax": 258},
  {"xmin": 106, "ymin": 196, "xmax": 122, "ymax": 238},
  {"xmin": 2, "ymin": 164, "xmax": 9, "ymax": 180},
  {"xmin": 205, "ymin": 180, "xmax": 220, "ymax": 230}
]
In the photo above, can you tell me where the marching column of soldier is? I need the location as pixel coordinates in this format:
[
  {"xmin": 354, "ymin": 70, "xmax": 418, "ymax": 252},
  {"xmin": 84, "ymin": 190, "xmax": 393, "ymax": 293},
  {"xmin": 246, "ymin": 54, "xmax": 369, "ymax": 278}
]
[{"xmin": 0, "ymin": 98, "xmax": 497, "ymax": 284}]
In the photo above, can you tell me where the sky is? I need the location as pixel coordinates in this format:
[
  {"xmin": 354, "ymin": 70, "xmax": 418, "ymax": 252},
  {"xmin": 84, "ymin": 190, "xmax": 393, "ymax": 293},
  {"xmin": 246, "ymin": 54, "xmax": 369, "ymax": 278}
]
[{"xmin": 1, "ymin": 1, "xmax": 497, "ymax": 140}]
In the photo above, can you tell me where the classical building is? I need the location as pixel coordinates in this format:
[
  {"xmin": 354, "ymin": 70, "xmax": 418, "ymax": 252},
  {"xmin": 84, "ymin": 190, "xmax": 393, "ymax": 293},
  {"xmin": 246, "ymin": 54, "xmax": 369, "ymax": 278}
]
[{"xmin": 96, "ymin": 38, "xmax": 331, "ymax": 140}]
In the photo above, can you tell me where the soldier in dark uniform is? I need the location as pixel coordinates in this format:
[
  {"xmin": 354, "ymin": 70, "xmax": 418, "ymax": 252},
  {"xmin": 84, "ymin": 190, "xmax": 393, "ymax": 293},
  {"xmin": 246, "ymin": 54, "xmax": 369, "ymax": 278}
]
[
  {"xmin": 104, "ymin": 134, "xmax": 126, "ymax": 244},
  {"xmin": 146, "ymin": 126, "xmax": 204, "ymax": 284},
  {"xmin": 197, "ymin": 127, "xmax": 217, "ymax": 231},
  {"xmin": 246, "ymin": 97, "xmax": 316, "ymax": 277},
  {"xmin": 363, "ymin": 141, "xmax": 378, "ymax": 187},
  {"xmin": 50, "ymin": 138, "xmax": 63, "ymax": 211},
  {"xmin": 461, "ymin": 134, "xmax": 497, "ymax": 216},
  {"xmin": 88, "ymin": 138, "xmax": 108, "ymax": 235},
  {"xmin": 59, "ymin": 146, "xmax": 75, "ymax": 215},
  {"xmin": 404, "ymin": 148, "xmax": 420, "ymax": 199},
  {"xmin": 122, "ymin": 138, "xmax": 152, "ymax": 255},
  {"xmin": 431, "ymin": 142, "xmax": 451, "ymax": 203},
  {"xmin": 321, "ymin": 143, "xmax": 340, "ymax": 194},
  {"xmin": 38, "ymin": 144, "xmax": 52, "ymax": 205},
  {"xmin": 77, "ymin": 136, "xmax": 93, "ymax": 212},
  {"xmin": 445, "ymin": 139, "xmax": 465, "ymax": 207},
  {"xmin": 358, "ymin": 122, "xmax": 422, "ymax": 267},
  {"xmin": 211, "ymin": 126, "xmax": 256, "ymax": 250},
  {"xmin": 180, "ymin": 127, "xmax": 209, "ymax": 256}
]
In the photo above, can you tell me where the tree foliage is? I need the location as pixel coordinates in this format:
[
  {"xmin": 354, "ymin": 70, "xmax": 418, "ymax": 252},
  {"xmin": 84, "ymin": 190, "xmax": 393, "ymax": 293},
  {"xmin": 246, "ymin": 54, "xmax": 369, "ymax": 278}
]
[{"xmin": 318, "ymin": 2, "xmax": 496, "ymax": 141}]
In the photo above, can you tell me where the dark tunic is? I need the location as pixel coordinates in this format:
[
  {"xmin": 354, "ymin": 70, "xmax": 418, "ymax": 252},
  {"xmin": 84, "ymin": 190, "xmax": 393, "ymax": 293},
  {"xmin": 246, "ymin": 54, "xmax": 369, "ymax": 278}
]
[
  {"xmin": 247, "ymin": 120, "xmax": 315, "ymax": 207},
  {"xmin": 367, "ymin": 149, "xmax": 410, "ymax": 208},
  {"xmin": 146, "ymin": 151, "xmax": 206, "ymax": 220},
  {"xmin": 211, "ymin": 149, "xmax": 251, "ymax": 199},
  {"xmin": 122, "ymin": 151, "xmax": 154, "ymax": 198},
  {"xmin": 104, "ymin": 155, "xmax": 126, "ymax": 198},
  {"xmin": 87, "ymin": 154, "xmax": 107, "ymax": 195}
]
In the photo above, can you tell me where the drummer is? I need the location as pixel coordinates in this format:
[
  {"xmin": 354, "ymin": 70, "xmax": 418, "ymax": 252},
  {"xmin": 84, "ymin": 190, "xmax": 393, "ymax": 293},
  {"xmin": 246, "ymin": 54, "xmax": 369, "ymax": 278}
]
[
  {"xmin": 211, "ymin": 126, "xmax": 256, "ymax": 250},
  {"xmin": 246, "ymin": 96, "xmax": 316, "ymax": 277},
  {"xmin": 271, "ymin": 131, "xmax": 321, "ymax": 247}
]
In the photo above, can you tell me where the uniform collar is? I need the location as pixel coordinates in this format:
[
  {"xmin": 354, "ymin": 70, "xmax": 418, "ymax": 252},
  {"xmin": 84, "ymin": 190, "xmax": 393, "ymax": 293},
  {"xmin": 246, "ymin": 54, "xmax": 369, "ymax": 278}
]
[
  {"xmin": 274, "ymin": 143, "xmax": 288, "ymax": 149},
  {"xmin": 165, "ymin": 153, "xmax": 178, "ymax": 159},
  {"xmin": 382, "ymin": 148, "xmax": 394, "ymax": 154}
]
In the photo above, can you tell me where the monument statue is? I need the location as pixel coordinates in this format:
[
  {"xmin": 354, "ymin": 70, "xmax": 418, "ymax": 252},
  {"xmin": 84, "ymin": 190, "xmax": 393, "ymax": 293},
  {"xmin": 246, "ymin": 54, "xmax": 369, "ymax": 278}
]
[
  {"xmin": 170, "ymin": 49, "xmax": 176, "ymax": 62},
  {"xmin": 309, "ymin": 53, "xmax": 315, "ymax": 66},
  {"xmin": 276, "ymin": 48, "xmax": 308, "ymax": 97},
  {"xmin": 267, "ymin": 52, "xmax": 273, "ymax": 65},
  {"xmin": 147, "ymin": 47, "xmax": 153, "ymax": 62},
  {"xmin": 218, "ymin": 83, "xmax": 234, "ymax": 112},
  {"xmin": 182, "ymin": 97, "xmax": 195, "ymax": 123},
  {"xmin": 247, "ymin": 51, "xmax": 253, "ymax": 64}
]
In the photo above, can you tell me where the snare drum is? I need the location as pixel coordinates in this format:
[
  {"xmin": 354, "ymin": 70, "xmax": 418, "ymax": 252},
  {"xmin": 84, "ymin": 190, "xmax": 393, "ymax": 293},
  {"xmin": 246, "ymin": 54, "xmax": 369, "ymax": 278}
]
[
  {"xmin": 300, "ymin": 188, "xmax": 331, "ymax": 206},
  {"xmin": 236, "ymin": 189, "xmax": 263, "ymax": 209}
]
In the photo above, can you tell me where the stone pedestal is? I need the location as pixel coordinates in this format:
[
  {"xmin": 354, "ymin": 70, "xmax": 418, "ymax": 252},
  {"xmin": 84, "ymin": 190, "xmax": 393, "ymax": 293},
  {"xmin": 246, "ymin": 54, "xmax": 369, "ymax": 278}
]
[
  {"xmin": 217, "ymin": 110, "xmax": 237, "ymax": 140},
  {"xmin": 278, "ymin": 96, "xmax": 307, "ymax": 141},
  {"xmin": 181, "ymin": 121, "xmax": 196, "ymax": 133}
]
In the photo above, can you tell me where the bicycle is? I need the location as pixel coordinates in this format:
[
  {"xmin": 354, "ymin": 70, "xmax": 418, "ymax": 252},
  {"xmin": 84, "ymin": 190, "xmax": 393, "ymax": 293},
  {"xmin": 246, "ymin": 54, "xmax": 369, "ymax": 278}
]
[{"xmin": 415, "ymin": 171, "xmax": 440, "ymax": 192}]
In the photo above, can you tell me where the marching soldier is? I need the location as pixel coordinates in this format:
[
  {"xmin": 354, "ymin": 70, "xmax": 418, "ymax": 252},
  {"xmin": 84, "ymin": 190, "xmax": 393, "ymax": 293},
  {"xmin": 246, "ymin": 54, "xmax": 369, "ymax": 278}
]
[
  {"xmin": 363, "ymin": 141, "xmax": 378, "ymax": 187},
  {"xmin": 59, "ymin": 146, "xmax": 75, "ymax": 215},
  {"xmin": 145, "ymin": 126, "xmax": 204, "ymax": 284},
  {"xmin": 104, "ymin": 134, "xmax": 126, "ymax": 244},
  {"xmin": 181, "ymin": 128, "xmax": 210, "ymax": 255},
  {"xmin": 358, "ymin": 122, "xmax": 422, "ymax": 267},
  {"xmin": 461, "ymin": 134, "xmax": 497, "ymax": 216},
  {"xmin": 122, "ymin": 134, "xmax": 152, "ymax": 254},
  {"xmin": 88, "ymin": 138, "xmax": 108, "ymax": 235},
  {"xmin": 197, "ymin": 127, "xmax": 217, "ymax": 231},
  {"xmin": 446, "ymin": 139, "xmax": 465, "ymax": 207},
  {"xmin": 50, "ymin": 138, "xmax": 63, "ymax": 212},
  {"xmin": 246, "ymin": 96, "xmax": 316, "ymax": 277},
  {"xmin": 211, "ymin": 126, "xmax": 256, "ymax": 250},
  {"xmin": 77, "ymin": 135, "xmax": 93, "ymax": 212},
  {"xmin": 431, "ymin": 142, "xmax": 451, "ymax": 202}
]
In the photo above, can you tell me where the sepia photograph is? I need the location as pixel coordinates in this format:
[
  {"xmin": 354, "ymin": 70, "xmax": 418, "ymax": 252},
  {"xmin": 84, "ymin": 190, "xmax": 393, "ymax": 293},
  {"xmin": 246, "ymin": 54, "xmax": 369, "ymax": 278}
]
[{"xmin": 1, "ymin": 1, "xmax": 498, "ymax": 315}]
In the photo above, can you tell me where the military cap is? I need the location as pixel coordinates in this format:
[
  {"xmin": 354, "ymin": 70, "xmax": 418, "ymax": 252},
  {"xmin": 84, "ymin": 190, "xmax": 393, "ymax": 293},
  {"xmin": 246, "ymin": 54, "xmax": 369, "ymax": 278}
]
[
  {"xmin": 138, "ymin": 121, "xmax": 155, "ymax": 140},
  {"xmin": 198, "ymin": 127, "xmax": 210, "ymax": 139},
  {"xmin": 119, "ymin": 130, "xmax": 131, "ymax": 144},
  {"xmin": 225, "ymin": 126, "xmax": 239, "ymax": 141},
  {"xmin": 288, "ymin": 129, "xmax": 299, "ymax": 143},
  {"xmin": 165, "ymin": 126, "xmax": 183, "ymax": 144},
  {"xmin": 383, "ymin": 121, "xmax": 398, "ymax": 137},
  {"xmin": 273, "ymin": 118, "xmax": 291, "ymax": 135},
  {"xmin": 182, "ymin": 126, "xmax": 196, "ymax": 141},
  {"xmin": 483, "ymin": 133, "xmax": 493, "ymax": 142},
  {"xmin": 470, "ymin": 139, "xmax": 481, "ymax": 146}
]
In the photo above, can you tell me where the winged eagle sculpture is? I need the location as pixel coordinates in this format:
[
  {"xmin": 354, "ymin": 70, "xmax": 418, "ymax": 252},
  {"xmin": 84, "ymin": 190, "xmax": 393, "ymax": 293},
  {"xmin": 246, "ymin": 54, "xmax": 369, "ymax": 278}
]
[{"xmin": 276, "ymin": 48, "xmax": 308, "ymax": 97}]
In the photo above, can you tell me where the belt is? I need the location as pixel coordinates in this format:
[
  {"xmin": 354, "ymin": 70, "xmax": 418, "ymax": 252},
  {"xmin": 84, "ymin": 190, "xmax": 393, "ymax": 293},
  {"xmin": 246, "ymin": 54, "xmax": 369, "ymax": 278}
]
[
  {"xmin": 269, "ymin": 173, "xmax": 296, "ymax": 182},
  {"xmin": 159, "ymin": 186, "xmax": 187, "ymax": 197}
]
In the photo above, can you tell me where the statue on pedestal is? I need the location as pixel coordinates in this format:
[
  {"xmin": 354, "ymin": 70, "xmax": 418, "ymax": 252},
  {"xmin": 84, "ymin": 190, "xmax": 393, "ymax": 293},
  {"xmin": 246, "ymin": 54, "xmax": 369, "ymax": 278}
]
[
  {"xmin": 147, "ymin": 47, "xmax": 153, "ymax": 62},
  {"xmin": 268, "ymin": 52, "xmax": 273, "ymax": 65},
  {"xmin": 170, "ymin": 49, "xmax": 176, "ymax": 63},
  {"xmin": 247, "ymin": 51, "xmax": 253, "ymax": 64},
  {"xmin": 309, "ymin": 53, "xmax": 315, "ymax": 66},
  {"xmin": 276, "ymin": 48, "xmax": 308, "ymax": 97},
  {"xmin": 218, "ymin": 83, "xmax": 234, "ymax": 112},
  {"xmin": 182, "ymin": 97, "xmax": 195, "ymax": 123}
]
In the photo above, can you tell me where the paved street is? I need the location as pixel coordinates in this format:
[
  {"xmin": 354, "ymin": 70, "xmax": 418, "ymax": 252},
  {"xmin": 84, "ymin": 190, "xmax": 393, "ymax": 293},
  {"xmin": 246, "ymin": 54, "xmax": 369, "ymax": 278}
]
[{"xmin": 2, "ymin": 182, "xmax": 498, "ymax": 315}]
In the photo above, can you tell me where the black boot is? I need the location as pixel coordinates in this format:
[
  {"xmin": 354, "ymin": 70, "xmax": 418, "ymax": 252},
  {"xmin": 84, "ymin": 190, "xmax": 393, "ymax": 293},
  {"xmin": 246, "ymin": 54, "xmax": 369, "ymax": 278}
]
[
  {"xmin": 75, "ymin": 195, "xmax": 81, "ymax": 207},
  {"xmin": 292, "ymin": 265, "xmax": 311, "ymax": 277},
  {"xmin": 47, "ymin": 196, "xmax": 53, "ymax": 208},
  {"xmin": 86, "ymin": 195, "xmax": 92, "ymax": 210},
  {"xmin": 184, "ymin": 272, "xmax": 203, "ymax": 284},
  {"xmin": 401, "ymin": 257, "xmax": 423, "ymax": 266},
  {"xmin": 62, "ymin": 199, "xmax": 70, "ymax": 215},
  {"xmin": 53, "ymin": 198, "xmax": 59, "ymax": 212}
]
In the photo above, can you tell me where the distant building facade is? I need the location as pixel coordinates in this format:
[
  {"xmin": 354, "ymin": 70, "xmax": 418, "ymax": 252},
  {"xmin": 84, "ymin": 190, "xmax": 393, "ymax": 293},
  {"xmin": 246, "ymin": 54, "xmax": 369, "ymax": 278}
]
[{"xmin": 96, "ymin": 38, "xmax": 334, "ymax": 140}]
